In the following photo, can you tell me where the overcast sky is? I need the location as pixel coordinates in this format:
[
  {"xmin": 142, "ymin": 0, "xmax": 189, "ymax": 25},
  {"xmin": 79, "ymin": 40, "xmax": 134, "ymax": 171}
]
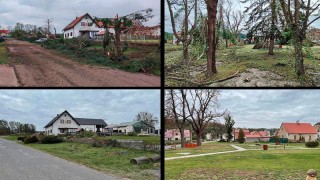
[
  {"xmin": 0, "ymin": 90, "xmax": 160, "ymax": 131},
  {"xmin": 218, "ymin": 90, "xmax": 320, "ymax": 129},
  {"xmin": 0, "ymin": 0, "xmax": 160, "ymax": 33},
  {"xmin": 165, "ymin": 1, "xmax": 320, "ymax": 33}
]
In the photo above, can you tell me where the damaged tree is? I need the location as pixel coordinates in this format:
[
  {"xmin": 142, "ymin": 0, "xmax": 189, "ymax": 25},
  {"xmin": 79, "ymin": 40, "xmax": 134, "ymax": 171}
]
[{"xmin": 279, "ymin": 0, "xmax": 320, "ymax": 76}]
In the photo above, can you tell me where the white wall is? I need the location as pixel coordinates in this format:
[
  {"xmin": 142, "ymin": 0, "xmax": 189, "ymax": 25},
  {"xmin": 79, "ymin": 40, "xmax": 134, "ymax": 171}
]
[{"xmin": 80, "ymin": 125, "xmax": 96, "ymax": 132}]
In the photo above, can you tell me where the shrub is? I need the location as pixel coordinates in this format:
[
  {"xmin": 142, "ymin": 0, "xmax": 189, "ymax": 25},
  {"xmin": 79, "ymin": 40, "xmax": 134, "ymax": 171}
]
[
  {"xmin": 17, "ymin": 136, "xmax": 26, "ymax": 141},
  {"xmin": 41, "ymin": 135, "xmax": 63, "ymax": 144},
  {"xmin": 305, "ymin": 141, "xmax": 319, "ymax": 148},
  {"xmin": 127, "ymin": 132, "xmax": 137, "ymax": 136},
  {"xmin": 24, "ymin": 135, "xmax": 39, "ymax": 144},
  {"xmin": 79, "ymin": 131, "xmax": 95, "ymax": 138},
  {"xmin": 238, "ymin": 129, "xmax": 245, "ymax": 144}
]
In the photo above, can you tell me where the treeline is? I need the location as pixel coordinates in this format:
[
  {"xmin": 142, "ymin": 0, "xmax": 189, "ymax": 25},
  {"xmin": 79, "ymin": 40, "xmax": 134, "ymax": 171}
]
[{"xmin": 0, "ymin": 119, "xmax": 36, "ymax": 135}]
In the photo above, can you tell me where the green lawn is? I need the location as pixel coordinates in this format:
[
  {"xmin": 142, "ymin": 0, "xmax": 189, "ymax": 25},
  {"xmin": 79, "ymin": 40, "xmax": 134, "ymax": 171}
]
[
  {"xmin": 165, "ymin": 142, "xmax": 320, "ymax": 179},
  {"xmin": 165, "ymin": 142, "xmax": 235, "ymax": 158},
  {"xmin": 165, "ymin": 44, "xmax": 320, "ymax": 86},
  {"xmin": 0, "ymin": 42, "xmax": 8, "ymax": 64},
  {"xmin": 4, "ymin": 136, "xmax": 159, "ymax": 179}
]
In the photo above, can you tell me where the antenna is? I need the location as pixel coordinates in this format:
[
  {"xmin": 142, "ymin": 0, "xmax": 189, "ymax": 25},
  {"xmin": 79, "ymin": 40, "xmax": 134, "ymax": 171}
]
[{"xmin": 73, "ymin": 7, "xmax": 78, "ymax": 17}]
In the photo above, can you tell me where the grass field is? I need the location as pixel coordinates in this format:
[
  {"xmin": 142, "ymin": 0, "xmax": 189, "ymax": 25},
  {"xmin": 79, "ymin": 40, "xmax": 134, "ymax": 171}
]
[
  {"xmin": 4, "ymin": 136, "xmax": 160, "ymax": 180},
  {"xmin": 0, "ymin": 42, "xmax": 8, "ymax": 64},
  {"xmin": 165, "ymin": 142, "xmax": 320, "ymax": 179},
  {"xmin": 165, "ymin": 44, "xmax": 320, "ymax": 86}
]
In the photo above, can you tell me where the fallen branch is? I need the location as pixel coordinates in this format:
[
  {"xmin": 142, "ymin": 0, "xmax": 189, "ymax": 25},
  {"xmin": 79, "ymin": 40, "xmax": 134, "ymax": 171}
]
[{"xmin": 200, "ymin": 70, "xmax": 240, "ymax": 86}]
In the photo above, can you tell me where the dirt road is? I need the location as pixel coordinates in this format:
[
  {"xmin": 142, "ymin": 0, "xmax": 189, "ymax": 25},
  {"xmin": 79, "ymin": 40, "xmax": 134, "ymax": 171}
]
[{"xmin": 7, "ymin": 39, "xmax": 160, "ymax": 87}]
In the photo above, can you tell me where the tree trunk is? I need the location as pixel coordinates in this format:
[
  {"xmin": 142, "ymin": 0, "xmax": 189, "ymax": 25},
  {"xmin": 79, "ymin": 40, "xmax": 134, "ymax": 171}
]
[
  {"xmin": 183, "ymin": 41, "xmax": 189, "ymax": 62},
  {"xmin": 269, "ymin": 0, "xmax": 276, "ymax": 55},
  {"xmin": 196, "ymin": 132, "xmax": 202, "ymax": 146},
  {"xmin": 115, "ymin": 28, "xmax": 122, "ymax": 58},
  {"xmin": 207, "ymin": 0, "xmax": 219, "ymax": 77},
  {"xmin": 180, "ymin": 128, "xmax": 185, "ymax": 148},
  {"xmin": 294, "ymin": 36, "xmax": 305, "ymax": 76},
  {"xmin": 225, "ymin": 39, "xmax": 228, "ymax": 48}
]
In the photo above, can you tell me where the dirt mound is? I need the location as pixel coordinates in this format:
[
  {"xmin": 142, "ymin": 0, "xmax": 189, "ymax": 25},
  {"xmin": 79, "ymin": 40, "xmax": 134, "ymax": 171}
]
[{"xmin": 209, "ymin": 68, "xmax": 301, "ymax": 87}]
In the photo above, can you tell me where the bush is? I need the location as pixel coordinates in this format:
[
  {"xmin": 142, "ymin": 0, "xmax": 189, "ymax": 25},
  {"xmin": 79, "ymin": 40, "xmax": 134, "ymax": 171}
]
[
  {"xmin": 24, "ymin": 135, "xmax": 39, "ymax": 144},
  {"xmin": 41, "ymin": 135, "xmax": 63, "ymax": 144},
  {"xmin": 17, "ymin": 136, "xmax": 26, "ymax": 141},
  {"xmin": 305, "ymin": 141, "xmax": 319, "ymax": 148},
  {"xmin": 127, "ymin": 132, "xmax": 137, "ymax": 136},
  {"xmin": 79, "ymin": 131, "xmax": 95, "ymax": 138}
]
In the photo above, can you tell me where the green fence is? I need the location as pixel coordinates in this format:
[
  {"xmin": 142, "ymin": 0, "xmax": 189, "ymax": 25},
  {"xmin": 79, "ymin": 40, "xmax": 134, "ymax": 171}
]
[{"xmin": 269, "ymin": 138, "xmax": 288, "ymax": 143}]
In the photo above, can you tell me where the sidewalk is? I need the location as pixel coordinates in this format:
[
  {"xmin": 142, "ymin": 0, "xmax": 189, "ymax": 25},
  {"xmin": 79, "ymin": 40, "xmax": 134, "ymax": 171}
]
[
  {"xmin": 0, "ymin": 65, "xmax": 18, "ymax": 87},
  {"xmin": 165, "ymin": 144, "xmax": 247, "ymax": 161}
]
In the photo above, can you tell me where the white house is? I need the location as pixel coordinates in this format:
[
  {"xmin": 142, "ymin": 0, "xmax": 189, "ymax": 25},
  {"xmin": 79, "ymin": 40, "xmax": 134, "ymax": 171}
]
[
  {"xmin": 44, "ymin": 110, "xmax": 107, "ymax": 135},
  {"xmin": 105, "ymin": 121, "xmax": 156, "ymax": 135},
  {"xmin": 63, "ymin": 13, "xmax": 114, "ymax": 39}
]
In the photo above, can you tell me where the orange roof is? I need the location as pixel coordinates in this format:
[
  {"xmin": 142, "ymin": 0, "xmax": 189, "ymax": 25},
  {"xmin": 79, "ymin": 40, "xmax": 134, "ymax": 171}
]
[{"xmin": 282, "ymin": 123, "xmax": 317, "ymax": 134}]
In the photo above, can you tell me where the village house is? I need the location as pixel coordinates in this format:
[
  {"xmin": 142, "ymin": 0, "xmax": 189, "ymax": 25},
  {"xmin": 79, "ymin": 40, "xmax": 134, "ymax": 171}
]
[
  {"xmin": 234, "ymin": 129, "xmax": 271, "ymax": 142},
  {"xmin": 0, "ymin": 29, "xmax": 10, "ymax": 36},
  {"xmin": 313, "ymin": 122, "xmax": 320, "ymax": 139},
  {"xmin": 44, "ymin": 110, "xmax": 107, "ymax": 135},
  {"xmin": 105, "ymin": 121, "xmax": 156, "ymax": 135},
  {"xmin": 123, "ymin": 20, "xmax": 161, "ymax": 40},
  {"xmin": 165, "ymin": 129, "xmax": 191, "ymax": 141},
  {"xmin": 63, "ymin": 13, "xmax": 114, "ymax": 39},
  {"xmin": 277, "ymin": 122, "xmax": 317, "ymax": 142}
]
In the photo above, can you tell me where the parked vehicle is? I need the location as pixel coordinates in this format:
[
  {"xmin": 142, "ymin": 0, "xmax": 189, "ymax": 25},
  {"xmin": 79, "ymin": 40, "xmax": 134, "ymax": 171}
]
[
  {"xmin": 0, "ymin": 36, "xmax": 5, "ymax": 42},
  {"xmin": 35, "ymin": 38, "xmax": 48, "ymax": 42}
]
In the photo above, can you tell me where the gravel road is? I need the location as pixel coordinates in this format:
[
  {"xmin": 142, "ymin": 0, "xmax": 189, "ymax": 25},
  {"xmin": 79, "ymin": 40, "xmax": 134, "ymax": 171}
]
[
  {"xmin": 0, "ymin": 138, "xmax": 119, "ymax": 180},
  {"xmin": 6, "ymin": 39, "xmax": 160, "ymax": 87}
]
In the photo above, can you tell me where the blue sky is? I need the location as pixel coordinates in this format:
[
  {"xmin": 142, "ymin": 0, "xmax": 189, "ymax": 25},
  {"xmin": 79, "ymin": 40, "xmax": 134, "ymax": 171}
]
[
  {"xmin": 0, "ymin": 90, "xmax": 160, "ymax": 130},
  {"xmin": 218, "ymin": 90, "xmax": 320, "ymax": 129},
  {"xmin": 0, "ymin": 0, "xmax": 160, "ymax": 33}
]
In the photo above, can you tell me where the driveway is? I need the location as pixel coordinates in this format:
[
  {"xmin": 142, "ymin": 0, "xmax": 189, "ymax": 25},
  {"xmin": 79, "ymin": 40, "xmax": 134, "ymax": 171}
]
[
  {"xmin": 0, "ymin": 138, "xmax": 119, "ymax": 180},
  {"xmin": 6, "ymin": 39, "xmax": 160, "ymax": 87}
]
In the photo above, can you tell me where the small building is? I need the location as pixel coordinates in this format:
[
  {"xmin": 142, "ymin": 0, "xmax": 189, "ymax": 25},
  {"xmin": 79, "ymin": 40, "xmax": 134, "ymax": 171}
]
[
  {"xmin": 165, "ymin": 129, "xmax": 191, "ymax": 141},
  {"xmin": 245, "ymin": 131, "xmax": 271, "ymax": 142},
  {"xmin": 233, "ymin": 129, "xmax": 250, "ymax": 141},
  {"xmin": 277, "ymin": 122, "xmax": 317, "ymax": 142},
  {"xmin": 106, "ymin": 121, "xmax": 156, "ymax": 135},
  {"xmin": 44, "ymin": 110, "xmax": 107, "ymax": 135},
  {"xmin": 63, "ymin": 13, "xmax": 114, "ymax": 39},
  {"xmin": 0, "ymin": 29, "xmax": 9, "ymax": 36},
  {"xmin": 313, "ymin": 122, "xmax": 320, "ymax": 139}
]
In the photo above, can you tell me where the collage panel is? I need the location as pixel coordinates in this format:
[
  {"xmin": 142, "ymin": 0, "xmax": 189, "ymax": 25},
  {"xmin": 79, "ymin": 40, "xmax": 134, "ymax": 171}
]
[
  {"xmin": 165, "ymin": 89, "xmax": 320, "ymax": 179},
  {"xmin": 165, "ymin": 0, "xmax": 320, "ymax": 87},
  {"xmin": 0, "ymin": 0, "xmax": 161, "ymax": 88},
  {"xmin": 0, "ymin": 89, "xmax": 161, "ymax": 180}
]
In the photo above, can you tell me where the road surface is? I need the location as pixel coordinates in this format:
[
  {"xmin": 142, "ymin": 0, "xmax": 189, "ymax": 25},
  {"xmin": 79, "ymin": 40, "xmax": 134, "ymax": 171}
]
[
  {"xmin": 0, "ymin": 138, "xmax": 119, "ymax": 180},
  {"xmin": 6, "ymin": 39, "xmax": 160, "ymax": 87}
]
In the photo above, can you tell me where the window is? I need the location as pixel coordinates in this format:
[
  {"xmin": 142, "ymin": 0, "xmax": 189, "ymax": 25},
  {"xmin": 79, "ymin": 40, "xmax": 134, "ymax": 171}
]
[
  {"xmin": 60, "ymin": 120, "xmax": 64, "ymax": 124},
  {"xmin": 65, "ymin": 34, "xmax": 67, "ymax": 38},
  {"xmin": 67, "ymin": 33, "xmax": 69, "ymax": 37},
  {"xmin": 67, "ymin": 120, "xmax": 71, "ymax": 124},
  {"xmin": 309, "ymin": 135, "xmax": 312, "ymax": 140},
  {"xmin": 50, "ymin": 130, "xmax": 52, "ymax": 133},
  {"xmin": 70, "ymin": 32, "xmax": 72, "ymax": 36},
  {"xmin": 294, "ymin": 135, "xmax": 296, "ymax": 140},
  {"xmin": 64, "ymin": 113, "xmax": 66, "ymax": 117},
  {"xmin": 81, "ymin": 22, "xmax": 85, "ymax": 26}
]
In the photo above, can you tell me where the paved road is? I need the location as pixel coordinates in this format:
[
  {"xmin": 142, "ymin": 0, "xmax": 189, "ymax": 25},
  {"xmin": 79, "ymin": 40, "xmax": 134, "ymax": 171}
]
[
  {"xmin": 0, "ymin": 138, "xmax": 119, "ymax": 180},
  {"xmin": 6, "ymin": 39, "xmax": 160, "ymax": 87}
]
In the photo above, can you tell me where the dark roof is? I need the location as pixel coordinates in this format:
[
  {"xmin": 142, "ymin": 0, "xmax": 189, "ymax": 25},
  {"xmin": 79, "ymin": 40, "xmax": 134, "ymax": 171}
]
[
  {"xmin": 44, "ymin": 110, "xmax": 77, "ymax": 128},
  {"xmin": 44, "ymin": 110, "xmax": 107, "ymax": 128},
  {"xmin": 74, "ymin": 118, "xmax": 107, "ymax": 125}
]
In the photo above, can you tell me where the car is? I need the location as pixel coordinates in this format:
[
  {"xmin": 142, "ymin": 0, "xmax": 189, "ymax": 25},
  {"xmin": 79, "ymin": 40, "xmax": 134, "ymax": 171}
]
[
  {"xmin": 35, "ymin": 38, "xmax": 48, "ymax": 42},
  {"xmin": 0, "ymin": 36, "xmax": 5, "ymax": 42}
]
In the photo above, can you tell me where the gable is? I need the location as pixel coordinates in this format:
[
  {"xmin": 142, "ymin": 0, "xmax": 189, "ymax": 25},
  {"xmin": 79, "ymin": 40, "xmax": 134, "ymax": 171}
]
[
  {"xmin": 44, "ymin": 110, "xmax": 79, "ymax": 128},
  {"xmin": 63, "ymin": 13, "xmax": 100, "ymax": 31}
]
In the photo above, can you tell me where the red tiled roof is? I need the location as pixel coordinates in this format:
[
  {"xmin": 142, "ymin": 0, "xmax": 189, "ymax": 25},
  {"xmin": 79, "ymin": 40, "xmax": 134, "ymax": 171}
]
[
  {"xmin": 234, "ymin": 129, "xmax": 250, "ymax": 139},
  {"xmin": 63, "ymin": 14, "xmax": 86, "ymax": 31},
  {"xmin": 282, "ymin": 123, "xmax": 317, "ymax": 134},
  {"xmin": 0, "ymin": 30, "xmax": 9, "ymax": 34}
]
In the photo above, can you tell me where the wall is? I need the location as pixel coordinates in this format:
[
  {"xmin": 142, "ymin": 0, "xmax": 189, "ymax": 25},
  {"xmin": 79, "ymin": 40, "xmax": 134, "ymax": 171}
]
[{"xmin": 46, "ymin": 113, "xmax": 80, "ymax": 135}]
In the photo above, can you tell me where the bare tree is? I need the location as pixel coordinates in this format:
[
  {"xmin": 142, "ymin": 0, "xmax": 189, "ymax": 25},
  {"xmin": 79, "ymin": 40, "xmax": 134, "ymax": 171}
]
[
  {"xmin": 165, "ymin": 89, "xmax": 190, "ymax": 148},
  {"xmin": 279, "ymin": 0, "xmax": 320, "ymax": 76},
  {"xmin": 184, "ymin": 89, "xmax": 226, "ymax": 146}
]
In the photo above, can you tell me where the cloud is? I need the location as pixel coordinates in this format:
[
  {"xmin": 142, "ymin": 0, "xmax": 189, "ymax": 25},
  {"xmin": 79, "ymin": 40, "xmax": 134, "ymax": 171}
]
[
  {"xmin": 0, "ymin": 90, "xmax": 160, "ymax": 130},
  {"xmin": 218, "ymin": 90, "xmax": 320, "ymax": 128},
  {"xmin": 0, "ymin": 0, "xmax": 160, "ymax": 32}
]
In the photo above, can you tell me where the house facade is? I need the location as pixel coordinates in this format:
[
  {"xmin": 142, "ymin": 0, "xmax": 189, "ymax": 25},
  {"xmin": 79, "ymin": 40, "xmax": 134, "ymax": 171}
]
[
  {"xmin": 105, "ymin": 121, "xmax": 156, "ymax": 135},
  {"xmin": 165, "ymin": 129, "xmax": 191, "ymax": 141},
  {"xmin": 277, "ymin": 122, "xmax": 317, "ymax": 142},
  {"xmin": 44, "ymin": 110, "xmax": 107, "ymax": 135},
  {"xmin": 63, "ymin": 13, "xmax": 110, "ymax": 39},
  {"xmin": 313, "ymin": 122, "xmax": 320, "ymax": 139},
  {"xmin": 0, "ymin": 30, "xmax": 9, "ymax": 36}
]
